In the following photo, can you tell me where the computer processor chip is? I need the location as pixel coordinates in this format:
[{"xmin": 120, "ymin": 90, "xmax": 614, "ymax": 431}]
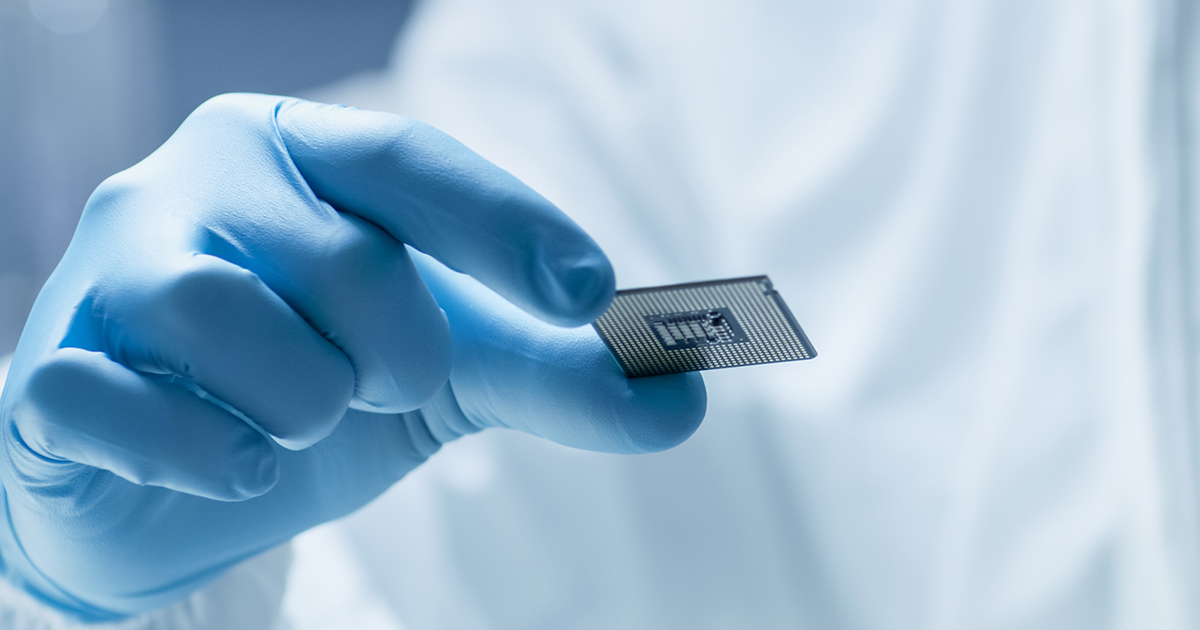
[{"xmin": 592, "ymin": 276, "xmax": 816, "ymax": 378}]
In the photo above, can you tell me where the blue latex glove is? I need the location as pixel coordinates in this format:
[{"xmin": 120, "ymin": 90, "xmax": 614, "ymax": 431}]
[{"xmin": 0, "ymin": 94, "xmax": 705, "ymax": 620}]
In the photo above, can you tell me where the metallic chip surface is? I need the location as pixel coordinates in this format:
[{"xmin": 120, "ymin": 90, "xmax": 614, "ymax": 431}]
[{"xmin": 592, "ymin": 276, "xmax": 816, "ymax": 378}]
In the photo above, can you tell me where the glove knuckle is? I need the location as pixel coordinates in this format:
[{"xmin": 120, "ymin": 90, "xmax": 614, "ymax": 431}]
[
  {"xmin": 188, "ymin": 92, "xmax": 281, "ymax": 127},
  {"xmin": 84, "ymin": 170, "xmax": 139, "ymax": 213},
  {"xmin": 311, "ymin": 218, "xmax": 404, "ymax": 289},
  {"xmin": 15, "ymin": 351, "xmax": 95, "ymax": 455},
  {"xmin": 156, "ymin": 256, "xmax": 259, "ymax": 317}
]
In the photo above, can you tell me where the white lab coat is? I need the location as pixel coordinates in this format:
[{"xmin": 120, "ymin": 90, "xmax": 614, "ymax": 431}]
[{"xmin": 2, "ymin": 0, "xmax": 1197, "ymax": 628}]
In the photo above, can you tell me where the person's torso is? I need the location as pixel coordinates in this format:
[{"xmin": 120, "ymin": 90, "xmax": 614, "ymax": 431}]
[{"xmin": 303, "ymin": 1, "xmax": 1197, "ymax": 627}]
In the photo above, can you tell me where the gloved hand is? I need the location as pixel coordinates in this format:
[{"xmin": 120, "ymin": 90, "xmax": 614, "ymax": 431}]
[{"xmin": 0, "ymin": 94, "xmax": 705, "ymax": 621}]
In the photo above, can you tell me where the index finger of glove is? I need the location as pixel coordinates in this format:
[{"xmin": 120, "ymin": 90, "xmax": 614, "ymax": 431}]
[{"xmin": 274, "ymin": 99, "xmax": 615, "ymax": 327}]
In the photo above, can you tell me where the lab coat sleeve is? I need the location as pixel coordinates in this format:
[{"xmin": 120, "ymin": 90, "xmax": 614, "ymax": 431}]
[{"xmin": 0, "ymin": 354, "xmax": 293, "ymax": 629}]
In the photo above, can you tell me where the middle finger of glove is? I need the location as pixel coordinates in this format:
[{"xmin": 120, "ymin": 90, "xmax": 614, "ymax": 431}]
[
  {"xmin": 194, "ymin": 208, "xmax": 451, "ymax": 416},
  {"xmin": 134, "ymin": 96, "xmax": 455, "ymax": 416},
  {"xmin": 91, "ymin": 253, "xmax": 359, "ymax": 450}
]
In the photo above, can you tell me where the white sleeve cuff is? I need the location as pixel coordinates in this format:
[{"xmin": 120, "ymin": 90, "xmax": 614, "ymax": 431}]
[{"xmin": 0, "ymin": 544, "xmax": 292, "ymax": 630}]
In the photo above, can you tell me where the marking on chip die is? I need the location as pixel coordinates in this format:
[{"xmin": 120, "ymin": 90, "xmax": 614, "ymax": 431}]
[{"xmin": 592, "ymin": 275, "xmax": 816, "ymax": 378}]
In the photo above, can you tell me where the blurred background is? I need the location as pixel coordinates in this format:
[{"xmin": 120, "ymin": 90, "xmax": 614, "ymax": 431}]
[{"xmin": 0, "ymin": 0, "xmax": 414, "ymax": 356}]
